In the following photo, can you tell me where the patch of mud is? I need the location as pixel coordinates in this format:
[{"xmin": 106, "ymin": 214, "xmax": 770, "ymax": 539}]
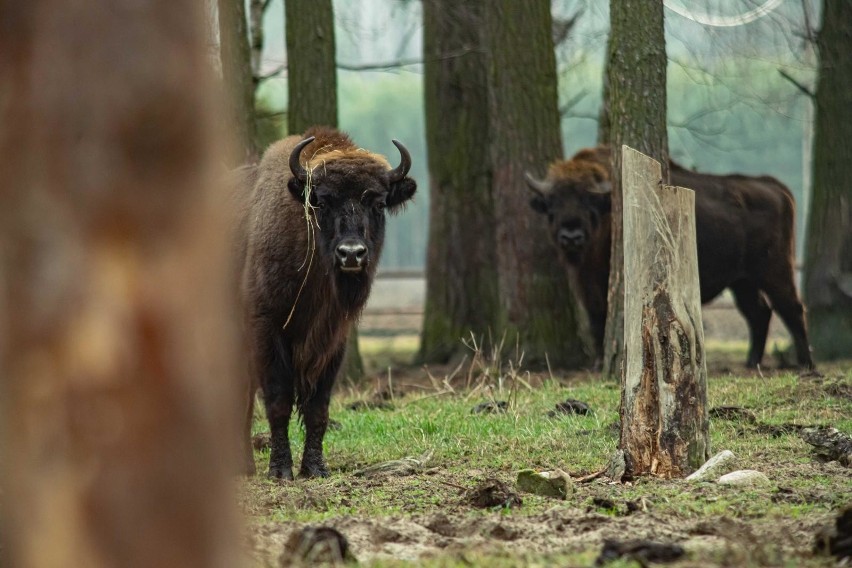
[
  {"xmin": 249, "ymin": 506, "xmax": 694, "ymax": 565},
  {"xmin": 466, "ymin": 479, "xmax": 522, "ymax": 509}
]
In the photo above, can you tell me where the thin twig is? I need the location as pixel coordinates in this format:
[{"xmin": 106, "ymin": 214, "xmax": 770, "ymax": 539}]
[
  {"xmin": 778, "ymin": 69, "xmax": 814, "ymax": 98},
  {"xmin": 573, "ymin": 468, "xmax": 606, "ymax": 483}
]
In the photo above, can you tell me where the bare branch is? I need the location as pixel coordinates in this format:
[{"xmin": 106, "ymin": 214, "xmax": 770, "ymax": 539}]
[
  {"xmin": 559, "ymin": 90, "xmax": 587, "ymax": 117},
  {"xmin": 778, "ymin": 68, "xmax": 815, "ymax": 98},
  {"xmin": 255, "ymin": 63, "xmax": 286, "ymax": 84},
  {"xmin": 337, "ymin": 47, "xmax": 483, "ymax": 72},
  {"xmin": 553, "ymin": 9, "xmax": 582, "ymax": 46}
]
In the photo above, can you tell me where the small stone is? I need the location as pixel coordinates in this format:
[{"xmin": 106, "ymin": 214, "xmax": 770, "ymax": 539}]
[
  {"xmin": 717, "ymin": 469, "xmax": 771, "ymax": 487},
  {"xmin": 686, "ymin": 450, "xmax": 737, "ymax": 482},
  {"xmin": 516, "ymin": 469, "xmax": 573, "ymax": 498},
  {"xmin": 282, "ymin": 526, "xmax": 355, "ymax": 565}
]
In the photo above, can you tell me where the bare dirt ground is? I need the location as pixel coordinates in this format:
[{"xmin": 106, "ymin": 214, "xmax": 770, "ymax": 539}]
[{"xmin": 244, "ymin": 459, "xmax": 849, "ymax": 567}]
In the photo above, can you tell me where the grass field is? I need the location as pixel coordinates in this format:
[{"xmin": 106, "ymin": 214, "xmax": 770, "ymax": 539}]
[{"xmin": 243, "ymin": 343, "xmax": 852, "ymax": 567}]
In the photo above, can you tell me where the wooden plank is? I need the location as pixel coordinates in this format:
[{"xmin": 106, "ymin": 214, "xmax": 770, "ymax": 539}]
[{"xmin": 620, "ymin": 145, "xmax": 709, "ymax": 478}]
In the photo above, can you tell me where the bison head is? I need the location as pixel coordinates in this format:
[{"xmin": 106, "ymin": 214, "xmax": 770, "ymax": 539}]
[
  {"xmin": 525, "ymin": 160, "xmax": 611, "ymax": 265},
  {"xmin": 286, "ymin": 136, "xmax": 416, "ymax": 278}
]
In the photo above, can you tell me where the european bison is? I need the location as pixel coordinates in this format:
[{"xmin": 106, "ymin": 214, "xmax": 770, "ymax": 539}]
[
  {"xmin": 235, "ymin": 127, "xmax": 416, "ymax": 478},
  {"xmin": 526, "ymin": 146, "xmax": 814, "ymax": 369}
]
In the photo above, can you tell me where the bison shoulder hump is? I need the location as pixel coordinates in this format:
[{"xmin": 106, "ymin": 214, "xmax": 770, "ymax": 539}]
[{"xmin": 547, "ymin": 157, "xmax": 610, "ymax": 184}]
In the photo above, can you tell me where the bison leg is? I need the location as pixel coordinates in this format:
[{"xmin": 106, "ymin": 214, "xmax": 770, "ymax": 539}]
[
  {"xmin": 241, "ymin": 379, "xmax": 258, "ymax": 475},
  {"xmin": 253, "ymin": 325, "xmax": 296, "ymax": 480},
  {"xmin": 730, "ymin": 280, "xmax": 772, "ymax": 368},
  {"xmin": 298, "ymin": 348, "xmax": 345, "ymax": 479},
  {"xmin": 759, "ymin": 280, "xmax": 815, "ymax": 369}
]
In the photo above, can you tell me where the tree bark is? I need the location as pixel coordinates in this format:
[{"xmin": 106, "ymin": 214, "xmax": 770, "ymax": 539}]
[
  {"xmin": 219, "ymin": 0, "xmax": 260, "ymax": 163},
  {"xmin": 597, "ymin": 34, "xmax": 612, "ymax": 146},
  {"xmin": 602, "ymin": 0, "xmax": 670, "ymax": 380},
  {"xmin": 619, "ymin": 147, "xmax": 709, "ymax": 478},
  {"xmin": 285, "ymin": 0, "xmax": 338, "ymax": 133},
  {"xmin": 418, "ymin": 0, "xmax": 499, "ymax": 364},
  {"xmin": 0, "ymin": 2, "xmax": 240, "ymax": 566},
  {"xmin": 249, "ymin": 0, "xmax": 266, "ymax": 79},
  {"xmin": 484, "ymin": 0, "xmax": 590, "ymax": 368},
  {"xmin": 803, "ymin": 0, "xmax": 852, "ymax": 360},
  {"xmin": 284, "ymin": 0, "xmax": 363, "ymax": 380}
]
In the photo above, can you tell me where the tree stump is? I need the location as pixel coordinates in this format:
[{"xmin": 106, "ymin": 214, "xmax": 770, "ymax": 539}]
[{"xmin": 619, "ymin": 145, "xmax": 709, "ymax": 478}]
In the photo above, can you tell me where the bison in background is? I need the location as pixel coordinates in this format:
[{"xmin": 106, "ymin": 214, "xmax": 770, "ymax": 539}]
[
  {"xmin": 235, "ymin": 127, "xmax": 416, "ymax": 478},
  {"xmin": 526, "ymin": 145, "xmax": 814, "ymax": 370}
]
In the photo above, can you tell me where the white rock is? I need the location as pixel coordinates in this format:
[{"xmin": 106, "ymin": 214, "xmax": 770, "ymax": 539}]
[
  {"xmin": 717, "ymin": 469, "xmax": 771, "ymax": 486},
  {"xmin": 686, "ymin": 450, "xmax": 737, "ymax": 482}
]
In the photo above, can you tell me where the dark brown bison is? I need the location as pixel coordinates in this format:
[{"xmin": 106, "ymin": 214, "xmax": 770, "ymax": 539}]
[
  {"xmin": 526, "ymin": 146, "xmax": 814, "ymax": 369},
  {"xmin": 235, "ymin": 126, "xmax": 416, "ymax": 478}
]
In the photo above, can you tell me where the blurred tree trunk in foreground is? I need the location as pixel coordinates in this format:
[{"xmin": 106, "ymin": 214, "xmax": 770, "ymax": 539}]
[
  {"xmin": 0, "ymin": 2, "xmax": 240, "ymax": 567},
  {"xmin": 219, "ymin": 0, "xmax": 260, "ymax": 163},
  {"xmin": 803, "ymin": 0, "xmax": 852, "ymax": 360},
  {"xmin": 484, "ymin": 0, "xmax": 591, "ymax": 369},
  {"xmin": 602, "ymin": 0, "xmax": 670, "ymax": 380},
  {"xmin": 418, "ymin": 0, "xmax": 499, "ymax": 364},
  {"xmin": 284, "ymin": 0, "xmax": 364, "ymax": 381}
]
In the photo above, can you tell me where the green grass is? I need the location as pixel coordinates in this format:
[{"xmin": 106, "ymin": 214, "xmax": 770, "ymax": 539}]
[{"xmin": 243, "ymin": 352, "xmax": 852, "ymax": 567}]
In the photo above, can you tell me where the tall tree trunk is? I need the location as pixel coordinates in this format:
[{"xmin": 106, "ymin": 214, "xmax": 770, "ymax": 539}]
[
  {"xmin": 418, "ymin": 0, "xmax": 499, "ymax": 364},
  {"xmin": 219, "ymin": 0, "xmax": 259, "ymax": 163},
  {"xmin": 484, "ymin": 0, "xmax": 590, "ymax": 369},
  {"xmin": 285, "ymin": 0, "xmax": 338, "ymax": 133},
  {"xmin": 0, "ymin": 2, "xmax": 240, "ymax": 566},
  {"xmin": 602, "ymin": 0, "xmax": 669, "ymax": 379},
  {"xmin": 803, "ymin": 0, "xmax": 852, "ymax": 360},
  {"xmin": 284, "ymin": 0, "xmax": 363, "ymax": 381}
]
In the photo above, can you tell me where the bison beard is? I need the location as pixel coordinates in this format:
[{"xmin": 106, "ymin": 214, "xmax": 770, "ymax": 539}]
[
  {"xmin": 527, "ymin": 146, "xmax": 814, "ymax": 370},
  {"xmin": 235, "ymin": 127, "xmax": 416, "ymax": 478}
]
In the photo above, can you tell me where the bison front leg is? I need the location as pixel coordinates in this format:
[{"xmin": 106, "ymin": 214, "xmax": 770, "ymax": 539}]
[
  {"xmin": 298, "ymin": 348, "xmax": 345, "ymax": 479},
  {"xmin": 254, "ymin": 324, "xmax": 297, "ymax": 480}
]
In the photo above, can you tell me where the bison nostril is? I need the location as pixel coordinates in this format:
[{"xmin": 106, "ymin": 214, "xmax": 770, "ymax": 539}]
[
  {"xmin": 336, "ymin": 241, "xmax": 367, "ymax": 265},
  {"xmin": 558, "ymin": 228, "xmax": 585, "ymax": 247}
]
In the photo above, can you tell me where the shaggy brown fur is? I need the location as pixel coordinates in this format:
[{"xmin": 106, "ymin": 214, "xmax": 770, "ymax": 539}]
[
  {"xmin": 528, "ymin": 145, "xmax": 813, "ymax": 369},
  {"xmin": 235, "ymin": 126, "xmax": 416, "ymax": 479}
]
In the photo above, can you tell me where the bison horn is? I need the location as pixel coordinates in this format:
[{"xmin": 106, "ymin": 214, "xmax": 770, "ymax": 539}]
[
  {"xmin": 388, "ymin": 139, "xmax": 412, "ymax": 183},
  {"xmin": 524, "ymin": 172, "xmax": 550, "ymax": 195},
  {"xmin": 588, "ymin": 181, "xmax": 612, "ymax": 195},
  {"xmin": 289, "ymin": 136, "xmax": 315, "ymax": 183}
]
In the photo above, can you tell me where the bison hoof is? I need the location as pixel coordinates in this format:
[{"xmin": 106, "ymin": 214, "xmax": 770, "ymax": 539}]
[
  {"xmin": 267, "ymin": 464, "xmax": 294, "ymax": 481},
  {"xmin": 299, "ymin": 463, "xmax": 330, "ymax": 479}
]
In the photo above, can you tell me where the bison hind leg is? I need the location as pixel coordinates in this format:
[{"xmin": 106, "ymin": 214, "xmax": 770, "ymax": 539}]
[{"xmin": 730, "ymin": 280, "xmax": 772, "ymax": 368}]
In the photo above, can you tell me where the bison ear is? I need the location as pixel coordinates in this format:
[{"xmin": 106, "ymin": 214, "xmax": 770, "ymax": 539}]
[
  {"xmin": 529, "ymin": 195, "xmax": 549, "ymax": 215},
  {"xmin": 288, "ymin": 177, "xmax": 307, "ymax": 203},
  {"xmin": 386, "ymin": 177, "xmax": 416, "ymax": 213}
]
